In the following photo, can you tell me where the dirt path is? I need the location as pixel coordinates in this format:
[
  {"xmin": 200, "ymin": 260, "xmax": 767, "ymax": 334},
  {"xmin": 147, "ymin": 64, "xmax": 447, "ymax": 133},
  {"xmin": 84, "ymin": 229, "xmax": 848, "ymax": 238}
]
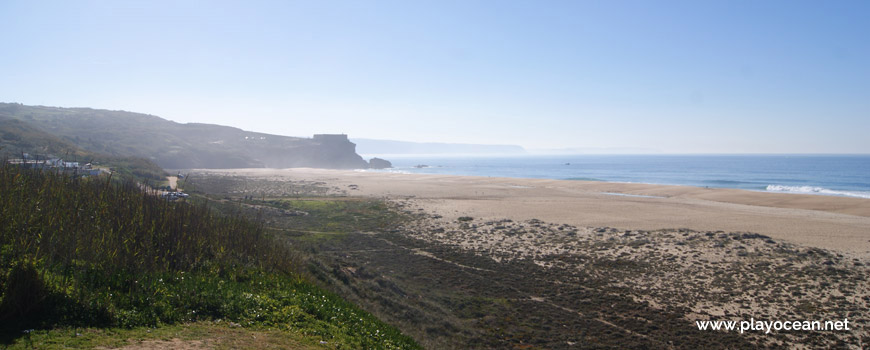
[{"xmin": 102, "ymin": 339, "xmax": 210, "ymax": 350}]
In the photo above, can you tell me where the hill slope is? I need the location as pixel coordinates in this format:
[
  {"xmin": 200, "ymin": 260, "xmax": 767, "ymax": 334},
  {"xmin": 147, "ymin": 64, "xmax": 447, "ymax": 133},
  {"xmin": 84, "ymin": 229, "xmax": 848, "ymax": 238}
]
[
  {"xmin": 0, "ymin": 165, "xmax": 419, "ymax": 349},
  {"xmin": 0, "ymin": 103, "xmax": 368, "ymax": 169},
  {"xmin": 0, "ymin": 114, "xmax": 167, "ymax": 181},
  {"xmin": 0, "ymin": 115, "xmax": 85, "ymax": 158}
]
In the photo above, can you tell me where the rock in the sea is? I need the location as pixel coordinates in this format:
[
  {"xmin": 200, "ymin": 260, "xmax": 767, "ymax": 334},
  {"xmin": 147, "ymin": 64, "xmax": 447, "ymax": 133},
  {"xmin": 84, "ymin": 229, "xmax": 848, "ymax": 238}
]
[{"xmin": 368, "ymin": 157, "xmax": 393, "ymax": 169}]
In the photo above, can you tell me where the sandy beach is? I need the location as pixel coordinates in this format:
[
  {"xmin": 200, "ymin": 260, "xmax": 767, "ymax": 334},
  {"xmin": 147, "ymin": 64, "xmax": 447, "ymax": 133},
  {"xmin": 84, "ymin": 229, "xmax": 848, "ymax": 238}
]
[
  {"xmin": 190, "ymin": 168, "xmax": 870, "ymax": 258},
  {"xmin": 186, "ymin": 167, "xmax": 870, "ymax": 348}
]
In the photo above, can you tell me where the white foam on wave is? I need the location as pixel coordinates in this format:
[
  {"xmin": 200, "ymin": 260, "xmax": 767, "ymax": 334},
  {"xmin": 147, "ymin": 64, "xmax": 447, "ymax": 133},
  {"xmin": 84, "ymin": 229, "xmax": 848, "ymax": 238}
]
[
  {"xmin": 765, "ymin": 185, "xmax": 870, "ymax": 199},
  {"xmin": 354, "ymin": 168, "xmax": 412, "ymax": 174}
]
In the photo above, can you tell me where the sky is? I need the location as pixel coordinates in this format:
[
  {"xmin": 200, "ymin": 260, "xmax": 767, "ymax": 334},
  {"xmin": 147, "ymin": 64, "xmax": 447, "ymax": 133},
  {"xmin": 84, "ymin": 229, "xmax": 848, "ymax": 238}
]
[{"xmin": 1, "ymin": 0, "xmax": 868, "ymax": 153}]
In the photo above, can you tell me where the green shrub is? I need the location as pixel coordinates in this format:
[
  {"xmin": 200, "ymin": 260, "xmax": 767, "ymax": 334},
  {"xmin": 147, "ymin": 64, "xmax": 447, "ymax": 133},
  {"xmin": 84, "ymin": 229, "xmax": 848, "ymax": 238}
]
[{"xmin": 0, "ymin": 163, "xmax": 419, "ymax": 349}]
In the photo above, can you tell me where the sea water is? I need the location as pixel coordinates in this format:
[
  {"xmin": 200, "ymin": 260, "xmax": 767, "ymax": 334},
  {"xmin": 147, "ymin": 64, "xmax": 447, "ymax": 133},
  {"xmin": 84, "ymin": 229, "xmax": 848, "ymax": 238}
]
[{"xmin": 363, "ymin": 155, "xmax": 870, "ymax": 199}]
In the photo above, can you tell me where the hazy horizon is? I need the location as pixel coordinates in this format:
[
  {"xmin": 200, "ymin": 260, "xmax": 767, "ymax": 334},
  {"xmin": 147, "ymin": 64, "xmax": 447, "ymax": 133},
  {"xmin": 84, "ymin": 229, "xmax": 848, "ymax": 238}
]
[{"xmin": 2, "ymin": 1, "xmax": 868, "ymax": 153}]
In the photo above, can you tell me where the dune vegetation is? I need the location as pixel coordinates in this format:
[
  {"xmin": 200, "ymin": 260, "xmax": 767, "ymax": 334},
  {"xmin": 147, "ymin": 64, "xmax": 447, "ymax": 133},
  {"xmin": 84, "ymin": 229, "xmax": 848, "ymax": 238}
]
[{"xmin": 0, "ymin": 162, "xmax": 419, "ymax": 349}]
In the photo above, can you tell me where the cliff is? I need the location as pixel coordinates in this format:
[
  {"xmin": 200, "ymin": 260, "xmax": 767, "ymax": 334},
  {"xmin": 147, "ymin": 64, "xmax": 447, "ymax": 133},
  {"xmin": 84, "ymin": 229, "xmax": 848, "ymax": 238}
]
[{"xmin": 0, "ymin": 103, "xmax": 369, "ymax": 169}]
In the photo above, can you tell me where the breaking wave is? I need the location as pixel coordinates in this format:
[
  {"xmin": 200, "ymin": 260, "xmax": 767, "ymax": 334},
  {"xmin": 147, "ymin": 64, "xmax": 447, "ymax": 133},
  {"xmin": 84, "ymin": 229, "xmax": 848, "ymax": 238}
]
[
  {"xmin": 354, "ymin": 169, "xmax": 412, "ymax": 174},
  {"xmin": 765, "ymin": 185, "xmax": 870, "ymax": 199}
]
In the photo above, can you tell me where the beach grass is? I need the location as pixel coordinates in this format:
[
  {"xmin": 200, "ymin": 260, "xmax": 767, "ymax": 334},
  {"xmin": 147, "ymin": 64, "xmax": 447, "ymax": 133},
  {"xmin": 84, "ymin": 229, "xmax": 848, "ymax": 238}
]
[{"xmin": 0, "ymin": 163, "xmax": 420, "ymax": 349}]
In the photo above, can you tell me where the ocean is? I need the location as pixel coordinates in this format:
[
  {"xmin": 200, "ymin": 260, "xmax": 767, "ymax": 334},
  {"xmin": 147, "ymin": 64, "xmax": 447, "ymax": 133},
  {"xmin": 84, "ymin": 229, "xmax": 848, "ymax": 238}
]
[{"xmin": 362, "ymin": 155, "xmax": 870, "ymax": 199}]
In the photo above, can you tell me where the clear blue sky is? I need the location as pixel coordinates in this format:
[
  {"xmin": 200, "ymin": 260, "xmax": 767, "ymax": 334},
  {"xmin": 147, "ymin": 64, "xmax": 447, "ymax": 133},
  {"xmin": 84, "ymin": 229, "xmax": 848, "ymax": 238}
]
[{"xmin": 1, "ymin": 0, "xmax": 868, "ymax": 153}]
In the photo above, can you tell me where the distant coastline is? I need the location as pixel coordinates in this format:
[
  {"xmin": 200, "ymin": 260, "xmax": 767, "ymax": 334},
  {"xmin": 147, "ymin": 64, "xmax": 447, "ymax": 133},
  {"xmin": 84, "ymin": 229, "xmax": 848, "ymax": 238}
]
[{"xmin": 352, "ymin": 138, "xmax": 526, "ymax": 155}]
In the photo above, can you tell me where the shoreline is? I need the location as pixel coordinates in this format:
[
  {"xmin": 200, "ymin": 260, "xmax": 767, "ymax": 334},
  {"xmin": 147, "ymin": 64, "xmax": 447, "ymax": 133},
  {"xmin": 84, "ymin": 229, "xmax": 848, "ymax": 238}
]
[
  {"xmin": 188, "ymin": 168, "xmax": 870, "ymax": 257},
  {"xmin": 360, "ymin": 168, "xmax": 870, "ymax": 201}
]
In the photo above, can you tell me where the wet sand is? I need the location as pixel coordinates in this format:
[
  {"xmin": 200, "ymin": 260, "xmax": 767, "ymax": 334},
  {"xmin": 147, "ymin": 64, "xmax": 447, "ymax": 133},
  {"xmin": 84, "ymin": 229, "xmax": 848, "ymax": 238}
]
[{"xmin": 191, "ymin": 168, "xmax": 870, "ymax": 258}]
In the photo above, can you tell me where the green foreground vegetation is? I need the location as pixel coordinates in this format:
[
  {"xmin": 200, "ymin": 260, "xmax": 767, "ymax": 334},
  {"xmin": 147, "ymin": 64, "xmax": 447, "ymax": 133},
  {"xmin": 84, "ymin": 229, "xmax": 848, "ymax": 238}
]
[
  {"xmin": 6, "ymin": 322, "xmax": 332, "ymax": 350},
  {"xmin": 0, "ymin": 163, "xmax": 419, "ymax": 349}
]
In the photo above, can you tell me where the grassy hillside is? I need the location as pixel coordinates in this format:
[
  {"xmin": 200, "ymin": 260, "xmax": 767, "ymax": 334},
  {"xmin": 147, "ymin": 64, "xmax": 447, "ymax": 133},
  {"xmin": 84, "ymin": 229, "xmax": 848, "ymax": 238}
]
[
  {"xmin": 0, "ymin": 103, "xmax": 368, "ymax": 169},
  {"xmin": 0, "ymin": 116, "xmax": 85, "ymax": 158},
  {"xmin": 0, "ymin": 164, "xmax": 419, "ymax": 349},
  {"xmin": 0, "ymin": 115, "xmax": 166, "ymax": 182}
]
